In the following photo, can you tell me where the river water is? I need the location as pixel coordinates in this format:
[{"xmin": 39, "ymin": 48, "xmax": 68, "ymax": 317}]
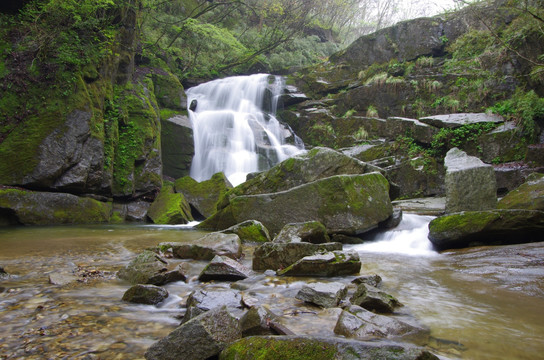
[{"xmin": 0, "ymin": 216, "xmax": 543, "ymax": 359}]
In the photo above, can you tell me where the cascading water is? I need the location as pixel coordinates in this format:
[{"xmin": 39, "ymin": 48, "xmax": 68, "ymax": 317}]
[{"xmin": 186, "ymin": 74, "xmax": 305, "ymax": 186}]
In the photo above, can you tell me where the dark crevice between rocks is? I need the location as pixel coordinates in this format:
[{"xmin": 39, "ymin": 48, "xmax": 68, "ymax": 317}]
[
  {"xmin": 190, "ymin": 204, "xmax": 206, "ymax": 222},
  {"xmin": 0, "ymin": 208, "xmax": 22, "ymax": 226}
]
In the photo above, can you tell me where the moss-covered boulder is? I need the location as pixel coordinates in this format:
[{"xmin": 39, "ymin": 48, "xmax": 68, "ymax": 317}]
[
  {"xmin": 147, "ymin": 184, "xmax": 193, "ymax": 224},
  {"xmin": 428, "ymin": 209, "xmax": 544, "ymax": 250},
  {"xmin": 0, "ymin": 188, "xmax": 111, "ymax": 225},
  {"xmin": 145, "ymin": 306, "xmax": 242, "ymax": 360},
  {"xmin": 117, "ymin": 250, "xmax": 186, "ymax": 285},
  {"xmin": 175, "ymin": 172, "xmax": 232, "ymax": 219},
  {"xmin": 219, "ymin": 335, "xmax": 439, "ymax": 360},
  {"xmin": 497, "ymin": 173, "xmax": 544, "ymax": 211},
  {"xmin": 202, "ymin": 173, "xmax": 392, "ymax": 236},
  {"xmin": 273, "ymin": 221, "xmax": 330, "ymax": 244},
  {"xmin": 278, "ymin": 250, "xmax": 361, "ymax": 277},
  {"xmin": 350, "ymin": 283, "xmax": 403, "ymax": 314},
  {"xmin": 252, "ymin": 242, "xmax": 342, "ymax": 271},
  {"xmin": 221, "ymin": 220, "xmax": 271, "ymax": 243}
]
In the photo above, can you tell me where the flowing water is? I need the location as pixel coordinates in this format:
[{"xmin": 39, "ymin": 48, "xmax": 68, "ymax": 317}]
[
  {"xmin": 1, "ymin": 217, "xmax": 543, "ymax": 359},
  {"xmin": 186, "ymin": 74, "xmax": 304, "ymax": 186}
]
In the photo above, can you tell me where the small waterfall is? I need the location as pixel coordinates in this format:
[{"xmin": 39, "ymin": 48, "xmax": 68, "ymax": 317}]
[{"xmin": 187, "ymin": 74, "xmax": 304, "ymax": 186}]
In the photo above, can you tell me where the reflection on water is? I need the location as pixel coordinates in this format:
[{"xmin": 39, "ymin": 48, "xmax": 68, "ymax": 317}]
[{"xmin": 0, "ymin": 221, "xmax": 543, "ymax": 359}]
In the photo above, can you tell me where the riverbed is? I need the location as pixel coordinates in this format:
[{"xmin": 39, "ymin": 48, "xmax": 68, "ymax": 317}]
[{"xmin": 1, "ymin": 216, "xmax": 543, "ymax": 359}]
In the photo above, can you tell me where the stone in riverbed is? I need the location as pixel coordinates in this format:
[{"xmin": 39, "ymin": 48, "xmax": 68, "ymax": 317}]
[
  {"xmin": 444, "ymin": 148, "xmax": 496, "ymax": 213},
  {"xmin": 352, "ymin": 274, "xmax": 383, "ymax": 288},
  {"xmin": 221, "ymin": 220, "xmax": 271, "ymax": 243},
  {"xmin": 198, "ymin": 255, "xmax": 252, "ymax": 282},
  {"xmin": 201, "ymin": 173, "xmax": 393, "ymax": 236},
  {"xmin": 219, "ymin": 335, "xmax": 439, "ymax": 360},
  {"xmin": 122, "ymin": 284, "xmax": 169, "ymax": 305},
  {"xmin": 278, "ymin": 251, "xmax": 361, "ymax": 277},
  {"xmin": 145, "ymin": 306, "xmax": 242, "ymax": 360},
  {"xmin": 273, "ymin": 221, "xmax": 330, "ymax": 244},
  {"xmin": 350, "ymin": 283, "xmax": 402, "ymax": 314},
  {"xmin": 240, "ymin": 306, "xmax": 279, "ymax": 336},
  {"xmin": 252, "ymin": 242, "xmax": 343, "ymax": 271},
  {"xmin": 497, "ymin": 173, "xmax": 544, "ymax": 211},
  {"xmin": 428, "ymin": 209, "xmax": 544, "ymax": 250},
  {"xmin": 158, "ymin": 232, "xmax": 242, "ymax": 260},
  {"xmin": 295, "ymin": 282, "xmax": 348, "ymax": 308},
  {"xmin": 334, "ymin": 306, "xmax": 430, "ymax": 344},
  {"xmin": 183, "ymin": 289, "xmax": 243, "ymax": 323},
  {"xmin": 117, "ymin": 250, "xmax": 186, "ymax": 285}
]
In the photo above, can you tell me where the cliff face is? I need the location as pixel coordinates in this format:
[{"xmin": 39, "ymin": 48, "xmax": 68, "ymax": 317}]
[{"xmin": 0, "ymin": 1, "xmax": 187, "ymax": 201}]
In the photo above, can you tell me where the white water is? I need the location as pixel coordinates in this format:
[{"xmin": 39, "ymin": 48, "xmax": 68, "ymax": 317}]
[
  {"xmin": 186, "ymin": 74, "xmax": 304, "ymax": 186},
  {"xmin": 348, "ymin": 214, "xmax": 438, "ymax": 257}
]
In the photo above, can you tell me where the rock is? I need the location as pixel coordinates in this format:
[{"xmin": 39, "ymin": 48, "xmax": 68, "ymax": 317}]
[
  {"xmin": 202, "ymin": 173, "xmax": 393, "ymax": 236},
  {"xmin": 198, "ymin": 255, "xmax": 252, "ymax": 282},
  {"xmin": 152, "ymin": 72, "xmax": 185, "ymax": 110},
  {"xmin": 122, "ymin": 284, "xmax": 169, "ymax": 305},
  {"xmin": 444, "ymin": 148, "xmax": 497, "ymax": 213},
  {"xmin": 526, "ymin": 144, "xmax": 544, "ymax": 166},
  {"xmin": 175, "ymin": 173, "xmax": 232, "ymax": 219},
  {"xmin": 252, "ymin": 242, "xmax": 342, "ymax": 271},
  {"xmin": 428, "ymin": 209, "xmax": 544, "ymax": 250},
  {"xmin": 221, "ymin": 220, "xmax": 271, "ymax": 243},
  {"xmin": 419, "ymin": 113, "xmax": 503, "ymax": 129},
  {"xmin": 117, "ymin": 250, "xmax": 184, "ymax": 285},
  {"xmin": 183, "ymin": 289, "xmax": 243, "ymax": 322},
  {"xmin": 158, "ymin": 232, "xmax": 242, "ymax": 260},
  {"xmin": 380, "ymin": 208, "xmax": 403, "ymax": 229},
  {"xmin": 386, "ymin": 117, "xmax": 438, "ymax": 144},
  {"xmin": 0, "ymin": 266, "xmax": 7, "ymax": 279},
  {"xmin": 145, "ymin": 306, "xmax": 242, "ymax": 360},
  {"xmin": 125, "ymin": 200, "xmax": 151, "ymax": 222},
  {"xmin": 273, "ymin": 221, "xmax": 330, "ymax": 244},
  {"xmin": 0, "ymin": 188, "xmax": 111, "ymax": 225},
  {"xmin": 494, "ymin": 162, "xmax": 537, "ymax": 195},
  {"xmin": 147, "ymin": 184, "xmax": 193, "ymax": 224},
  {"xmin": 48, "ymin": 272, "xmax": 78, "ymax": 286},
  {"xmin": 334, "ymin": 306, "xmax": 430, "ymax": 344},
  {"xmin": 219, "ymin": 335, "xmax": 439, "ymax": 360},
  {"xmin": 384, "ymin": 156, "xmax": 445, "ymax": 199},
  {"xmin": 240, "ymin": 306, "xmax": 279, "ymax": 336},
  {"xmin": 278, "ymin": 250, "xmax": 361, "ymax": 277},
  {"xmin": 497, "ymin": 173, "xmax": 544, "ymax": 211},
  {"xmin": 295, "ymin": 282, "xmax": 348, "ymax": 308},
  {"xmin": 161, "ymin": 115, "xmax": 194, "ymax": 180},
  {"xmin": 350, "ymin": 283, "xmax": 402, "ymax": 314},
  {"xmin": 471, "ymin": 122, "xmax": 526, "ymax": 163},
  {"xmin": 352, "ymin": 274, "xmax": 383, "ymax": 288},
  {"xmin": 392, "ymin": 197, "xmax": 446, "ymax": 216}
]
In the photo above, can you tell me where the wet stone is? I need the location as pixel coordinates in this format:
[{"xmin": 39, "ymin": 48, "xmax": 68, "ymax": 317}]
[
  {"xmin": 295, "ymin": 282, "xmax": 348, "ymax": 308},
  {"xmin": 183, "ymin": 288, "xmax": 243, "ymax": 323},
  {"xmin": 352, "ymin": 274, "xmax": 383, "ymax": 288},
  {"xmin": 350, "ymin": 283, "xmax": 402, "ymax": 314},
  {"xmin": 273, "ymin": 221, "xmax": 330, "ymax": 244},
  {"xmin": 159, "ymin": 232, "xmax": 242, "ymax": 260},
  {"xmin": 198, "ymin": 255, "xmax": 252, "ymax": 282},
  {"xmin": 122, "ymin": 284, "xmax": 169, "ymax": 305},
  {"xmin": 278, "ymin": 250, "xmax": 362, "ymax": 277},
  {"xmin": 240, "ymin": 305, "xmax": 278, "ymax": 336}
]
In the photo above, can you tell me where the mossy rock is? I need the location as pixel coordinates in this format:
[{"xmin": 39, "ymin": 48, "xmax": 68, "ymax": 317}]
[
  {"xmin": 152, "ymin": 72, "xmax": 185, "ymax": 110},
  {"xmin": 0, "ymin": 188, "xmax": 111, "ymax": 225},
  {"xmin": 222, "ymin": 220, "xmax": 271, "ymax": 243},
  {"xmin": 175, "ymin": 172, "xmax": 232, "ymax": 218},
  {"xmin": 497, "ymin": 173, "xmax": 544, "ymax": 211},
  {"xmin": 428, "ymin": 209, "xmax": 544, "ymax": 250},
  {"xmin": 147, "ymin": 184, "xmax": 193, "ymax": 224}
]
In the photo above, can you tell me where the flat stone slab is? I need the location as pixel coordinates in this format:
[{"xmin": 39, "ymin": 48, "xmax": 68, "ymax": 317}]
[
  {"xmin": 392, "ymin": 197, "xmax": 445, "ymax": 215},
  {"xmin": 296, "ymin": 282, "xmax": 348, "ymax": 308},
  {"xmin": 419, "ymin": 113, "xmax": 503, "ymax": 129},
  {"xmin": 278, "ymin": 250, "xmax": 361, "ymax": 277},
  {"xmin": 253, "ymin": 242, "xmax": 343, "ymax": 271},
  {"xmin": 158, "ymin": 232, "xmax": 242, "ymax": 260},
  {"xmin": 198, "ymin": 255, "xmax": 252, "ymax": 282}
]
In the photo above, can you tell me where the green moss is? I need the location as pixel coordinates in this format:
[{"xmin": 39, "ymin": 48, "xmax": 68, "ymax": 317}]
[
  {"xmin": 429, "ymin": 211, "xmax": 499, "ymax": 235},
  {"xmin": 220, "ymin": 337, "xmax": 337, "ymax": 360},
  {"xmin": 147, "ymin": 184, "xmax": 193, "ymax": 224}
]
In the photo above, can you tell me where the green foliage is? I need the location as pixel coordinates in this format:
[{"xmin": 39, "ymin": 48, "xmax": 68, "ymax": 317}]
[
  {"xmin": 489, "ymin": 89, "xmax": 544, "ymax": 140},
  {"xmin": 429, "ymin": 122, "xmax": 498, "ymax": 156},
  {"xmin": 366, "ymin": 105, "xmax": 378, "ymax": 118}
]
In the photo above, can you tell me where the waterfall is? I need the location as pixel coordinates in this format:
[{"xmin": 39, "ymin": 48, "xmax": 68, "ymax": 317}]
[{"xmin": 187, "ymin": 74, "xmax": 304, "ymax": 186}]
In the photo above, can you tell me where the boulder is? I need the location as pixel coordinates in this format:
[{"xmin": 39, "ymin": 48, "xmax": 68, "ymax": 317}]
[
  {"xmin": 198, "ymin": 255, "xmax": 252, "ymax": 282},
  {"xmin": 252, "ymin": 242, "xmax": 342, "ymax": 271},
  {"xmin": 350, "ymin": 283, "xmax": 402, "ymax": 314},
  {"xmin": 221, "ymin": 220, "xmax": 271, "ymax": 243},
  {"xmin": 295, "ymin": 282, "xmax": 348, "ymax": 308},
  {"xmin": 117, "ymin": 250, "xmax": 186, "ymax": 285},
  {"xmin": 273, "ymin": 221, "xmax": 330, "ymax": 244},
  {"xmin": 183, "ymin": 289, "xmax": 243, "ymax": 322},
  {"xmin": 158, "ymin": 232, "xmax": 242, "ymax": 260},
  {"xmin": 385, "ymin": 117, "xmax": 438, "ymax": 144},
  {"xmin": 334, "ymin": 306, "xmax": 429, "ymax": 344},
  {"xmin": 202, "ymin": 173, "xmax": 393, "ymax": 236},
  {"xmin": 352, "ymin": 274, "xmax": 383, "ymax": 288},
  {"xmin": 0, "ymin": 188, "xmax": 111, "ymax": 225},
  {"xmin": 444, "ymin": 148, "xmax": 496, "ymax": 213},
  {"xmin": 125, "ymin": 200, "xmax": 151, "ymax": 222},
  {"xmin": 219, "ymin": 335, "xmax": 439, "ymax": 360},
  {"xmin": 175, "ymin": 172, "xmax": 232, "ymax": 219},
  {"xmin": 161, "ymin": 115, "xmax": 194, "ymax": 179},
  {"xmin": 0, "ymin": 266, "xmax": 7, "ymax": 279},
  {"xmin": 497, "ymin": 173, "xmax": 544, "ymax": 211},
  {"xmin": 240, "ymin": 306, "xmax": 280, "ymax": 336},
  {"xmin": 384, "ymin": 157, "xmax": 445, "ymax": 199},
  {"xmin": 278, "ymin": 251, "xmax": 361, "ymax": 277},
  {"xmin": 122, "ymin": 284, "xmax": 169, "ymax": 305},
  {"xmin": 428, "ymin": 209, "xmax": 544, "ymax": 250},
  {"xmin": 145, "ymin": 306, "xmax": 242, "ymax": 360},
  {"xmin": 147, "ymin": 184, "xmax": 193, "ymax": 224},
  {"xmin": 419, "ymin": 113, "xmax": 503, "ymax": 129}
]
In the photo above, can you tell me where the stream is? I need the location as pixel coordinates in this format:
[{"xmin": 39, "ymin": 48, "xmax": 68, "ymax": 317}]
[{"xmin": 1, "ymin": 216, "xmax": 543, "ymax": 359}]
